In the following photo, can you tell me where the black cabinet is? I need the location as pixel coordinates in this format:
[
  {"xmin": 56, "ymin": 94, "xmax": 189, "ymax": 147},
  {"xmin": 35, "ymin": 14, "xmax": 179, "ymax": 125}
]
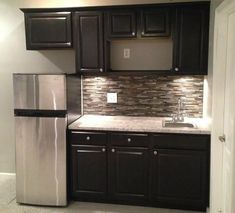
[
  {"xmin": 150, "ymin": 134, "xmax": 210, "ymax": 211},
  {"xmin": 69, "ymin": 130, "xmax": 210, "ymax": 211},
  {"xmin": 69, "ymin": 131, "xmax": 108, "ymax": 200},
  {"xmin": 109, "ymin": 147, "xmax": 149, "ymax": 202},
  {"xmin": 140, "ymin": 7, "xmax": 171, "ymax": 37},
  {"xmin": 106, "ymin": 11, "xmax": 137, "ymax": 38},
  {"xmin": 23, "ymin": 12, "xmax": 72, "ymax": 50},
  {"xmin": 70, "ymin": 131, "xmax": 108, "ymax": 200},
  {"xmin": 71, "ymin": 145, "xmax": 107, "ymax": 200},
  {"xmin": 21, "ymin": 3, "xmax": 210, "ymax": 75},
  {"xmin": 74, "ymin": 11, "xmax": 104, "ymax": 72},
  {"xmin": 151, "ymin": 149, "xmax": 207, "ymax": 210},
  {"xmin": 173, "ymin": 4, "xmax": 209, "ymax": 74}
]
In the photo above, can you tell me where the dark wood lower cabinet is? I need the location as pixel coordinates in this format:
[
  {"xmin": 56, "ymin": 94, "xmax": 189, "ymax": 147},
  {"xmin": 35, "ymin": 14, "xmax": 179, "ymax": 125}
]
[
  {"xmin": 71, "ymin": 145, "xmax": 107, "ymax": 200},
  {"xmin": 109, "ymin": 147, "xmax": 149, "ymax": 202},
  {"xmin": 69, "ymin": 131, "xmax": 210, "ymax": 211},
  {"xmin": 150, "ymin": 149, "xmax": 208, "ymax": 210}
]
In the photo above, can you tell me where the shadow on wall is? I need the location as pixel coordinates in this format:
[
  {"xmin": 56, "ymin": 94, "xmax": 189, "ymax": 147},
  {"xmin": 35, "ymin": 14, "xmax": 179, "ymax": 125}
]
[{"xmin": 39, "ymin": 50, "xmax": 76, "ymax": 74}]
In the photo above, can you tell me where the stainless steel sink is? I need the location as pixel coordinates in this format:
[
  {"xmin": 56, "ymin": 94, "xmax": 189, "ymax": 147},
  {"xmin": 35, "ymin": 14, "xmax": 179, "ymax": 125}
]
[{"xmin": 162, "ymin": 121, "xmax": 195, "ymax": 128}]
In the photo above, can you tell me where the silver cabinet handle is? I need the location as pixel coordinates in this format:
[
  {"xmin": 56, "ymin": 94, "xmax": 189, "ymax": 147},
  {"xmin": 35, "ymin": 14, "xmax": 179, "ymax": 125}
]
[
  {"xmin": 174, "ymin": 67, "xmax": 179, "ymax": 71},
  {"xmin": 100, "ymin": 68, "xmax": 103, "ymax": 72},
  {"xmin": 111, "ymin": 148, "xmax": 115, "ymax": 153},
  {"xmin": 127, "ymin": 138, "xmax": 131, "ymax": 142},
  {"xmin": 102, "ymin": 148, "xmax": 106, "ymax": 152},
  {"xmin": 132, "ymin": 32, "xmax": 135, "ymax": 36},
  {"xmin": 154, "ymin": 151, "xmax": 158, "ymax": 156},
  {"xmin": 141, "ymin": 31, "xmax": 144, "ymax": 35},
  {"xmin": 219, "ymin": 135, "xmax": 226, "ymax": 142},
  {"xmin": 86, "ymin": 136, "xmax": 90, "ymax": 141}
]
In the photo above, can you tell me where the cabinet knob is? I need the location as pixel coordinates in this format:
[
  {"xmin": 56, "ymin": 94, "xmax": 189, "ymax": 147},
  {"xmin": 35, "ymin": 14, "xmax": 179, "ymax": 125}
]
[
  {"xmin": 174, "ymin": 67, "xmax": 179, "ymax": 72},
  {"xmin": 141, "ymin": 32, "xmax": 144, "ymax": 35},
  {"xmin": 127, "ymin": 138, "xmax": 131, "ymax": 142},
  {"xmin": 154, "ymin": 151, "xmax": 158, "ymax": 156},
  {"xmin": 132, "ymin": 32, "xmax": 135, "ymax": 36},
  {"xmin": 111, "ymin": 148, "xmax": 115, "ymax": 153},
  {"xmin": 86, "ymin": 136, "xmax": 90, "ymax": 141},
  {"xmin": 102, "ymin": 148, "xmax": 106, "ymax": 152},
  {"xmin": 100, "ymin": 68, "xmax": 103, "ymax": 72}
]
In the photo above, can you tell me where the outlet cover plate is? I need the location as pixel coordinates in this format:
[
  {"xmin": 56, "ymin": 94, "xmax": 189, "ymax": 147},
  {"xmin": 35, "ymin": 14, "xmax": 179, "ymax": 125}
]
[
  {"xmin": 107, "ymin": 93, "xmax": 117, "ymax": 103},
  {"xmin": 123, "ymin": 48, "xmax": 130, "ymax": 59}
]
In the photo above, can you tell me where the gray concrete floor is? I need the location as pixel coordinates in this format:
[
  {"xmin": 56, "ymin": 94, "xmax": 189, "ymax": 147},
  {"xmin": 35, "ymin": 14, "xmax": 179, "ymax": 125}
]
[{"xmin": 0, "ymin": 174, "xmax": 204, "ymax": 213}]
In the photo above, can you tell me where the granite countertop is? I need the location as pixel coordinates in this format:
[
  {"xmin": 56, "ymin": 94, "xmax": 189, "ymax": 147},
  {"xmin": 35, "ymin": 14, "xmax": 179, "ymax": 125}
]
[{"xmin": 68, "ymin": 115, "xmax": 211, "ymax": 135}]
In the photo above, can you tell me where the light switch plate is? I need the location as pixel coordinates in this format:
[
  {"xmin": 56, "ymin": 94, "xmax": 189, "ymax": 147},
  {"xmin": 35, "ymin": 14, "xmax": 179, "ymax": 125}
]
[{"xmin": 107, "ymin": 93, "xmax": 117, "ymax": 103}]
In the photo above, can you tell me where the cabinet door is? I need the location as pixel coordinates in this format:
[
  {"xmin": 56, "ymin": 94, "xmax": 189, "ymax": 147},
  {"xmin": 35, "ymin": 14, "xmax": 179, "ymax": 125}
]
[
  {"xmin": 107, "ymin": 11, "xmax": 137, "ymax": 38},
  {"xmin": 141, "ymin": 7, "xmax": 170, "ymax": 37},
  {"xmin": 109, "ymin": 147, "xmax": 149, "ymax": 202},
  {"xmin": 71, "ymin": 145, "xmax": 107, "ymax": 200},
  {"xmin": 150, "ymin": 149, "xmax": 208, "ymax": 210},
  {"xmin": 173, "ymin": 4, "xmax": 209, "ymax": 74},
  {"xmin": 74, "ymin": 11, "xmax": 104, "ymax": 72},
  {"xmin": 24, "ymin": 12, "xmax": 72, "ymax": 50}
]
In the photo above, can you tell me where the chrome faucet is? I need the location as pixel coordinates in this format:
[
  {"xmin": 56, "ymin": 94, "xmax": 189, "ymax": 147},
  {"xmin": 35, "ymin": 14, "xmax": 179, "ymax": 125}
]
[{"xmin": 172, "ymin": 98, "xmax": 185, "ymax": 122}]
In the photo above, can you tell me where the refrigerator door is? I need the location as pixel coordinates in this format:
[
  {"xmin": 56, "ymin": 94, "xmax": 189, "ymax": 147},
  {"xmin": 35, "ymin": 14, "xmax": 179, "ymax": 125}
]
[
  {"xmin": 13, "ymin": 74, "xmax": 66, "ymax": 110},
  {"xmin": 15, "ymin": 116, "xmax": 67, "ymax": 206}
]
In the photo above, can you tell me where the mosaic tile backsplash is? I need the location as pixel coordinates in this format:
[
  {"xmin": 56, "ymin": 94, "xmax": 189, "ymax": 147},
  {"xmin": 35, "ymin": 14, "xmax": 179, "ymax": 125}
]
[{"xmin": 82, "ymin": 75, "xmax": 204, "ymax": 118}]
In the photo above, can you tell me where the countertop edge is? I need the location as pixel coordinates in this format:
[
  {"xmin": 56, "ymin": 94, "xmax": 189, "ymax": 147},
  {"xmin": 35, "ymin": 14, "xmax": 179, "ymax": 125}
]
[
  {"xmin": 68, "ymin": 115, "xmax": 211, "ymax": 135},
  {"xmin": 68, "ymin": 126, "xmax": 211, "ymax": 135}
]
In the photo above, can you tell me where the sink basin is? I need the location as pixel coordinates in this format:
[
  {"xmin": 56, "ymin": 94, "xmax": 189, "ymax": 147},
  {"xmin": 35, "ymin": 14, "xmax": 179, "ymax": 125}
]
[{"xmin": 162, "ymin": 121, "xmax": 195, "ymax": 128}]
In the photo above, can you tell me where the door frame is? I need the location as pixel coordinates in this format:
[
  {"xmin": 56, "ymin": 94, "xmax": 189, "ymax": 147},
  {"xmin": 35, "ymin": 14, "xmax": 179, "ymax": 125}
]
[{"xmin": 210, "ymin": 0, "xmax": 235, "ymax": 212}]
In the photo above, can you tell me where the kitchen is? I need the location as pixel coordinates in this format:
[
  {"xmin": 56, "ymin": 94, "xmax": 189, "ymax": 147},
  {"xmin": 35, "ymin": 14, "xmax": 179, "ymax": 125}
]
[{"xmin": 0, "ymin": 0, "xmax": 234, "ymax": 213}]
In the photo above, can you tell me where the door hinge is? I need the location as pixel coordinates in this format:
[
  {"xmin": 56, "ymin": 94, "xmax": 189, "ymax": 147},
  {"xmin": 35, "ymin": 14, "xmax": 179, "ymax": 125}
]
[{"xmin": 218, "ymin": 134, "xmax": 226, "ymax": 143}]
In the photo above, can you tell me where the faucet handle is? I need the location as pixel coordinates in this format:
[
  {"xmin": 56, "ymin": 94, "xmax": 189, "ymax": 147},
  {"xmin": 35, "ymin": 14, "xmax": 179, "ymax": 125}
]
[
  {"xmin": 171, "ymin": 114, "xmax": 177, "ymax": 122},
  {"xmin": 178, "ymin": 113, "xmax": 184, "ymax": 122}
]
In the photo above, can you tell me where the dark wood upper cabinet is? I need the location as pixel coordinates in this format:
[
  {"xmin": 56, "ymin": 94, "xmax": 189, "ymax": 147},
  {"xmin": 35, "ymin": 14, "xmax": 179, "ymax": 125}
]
[
  {"xmin": 106, "ymin": 11, "xmax": 137, "ymax": 38},
  {"xmin": 173, "ymin": 4, "xmax": 210, "ymax": 74},
  {"xmin": 70, "ymin": 145, "xmax": 107, "ymax": 200},
  {"xmin": 21, "ymin": 3, "xmax": 210, "ymax": 75},
  {"xmin": 140, "ymin": 7, "xmax": 171, "ymax": 37},
  {"xmin": 24, "ymin": 12, "xmax": 72, "ymax": 50},
  {"xmin": 109, "ymin": 146, "xmax": 149, "ymax": 202},
  {"xmin": 74, "ymin": 11, "xmax": 104, "ymax": 73}
]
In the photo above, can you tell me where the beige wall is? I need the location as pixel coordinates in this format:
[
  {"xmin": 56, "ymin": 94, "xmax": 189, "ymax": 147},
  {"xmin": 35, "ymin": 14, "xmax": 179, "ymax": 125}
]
[{"xmin": 0, "ymin": 0, "xmax": 209, "ymax": 173}]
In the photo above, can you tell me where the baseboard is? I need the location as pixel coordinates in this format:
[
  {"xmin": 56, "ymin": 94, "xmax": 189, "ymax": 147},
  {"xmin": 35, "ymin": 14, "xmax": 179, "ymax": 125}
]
[{"xmin": 0, "ymin": 173, "xmax": 16, "ymax": 176}]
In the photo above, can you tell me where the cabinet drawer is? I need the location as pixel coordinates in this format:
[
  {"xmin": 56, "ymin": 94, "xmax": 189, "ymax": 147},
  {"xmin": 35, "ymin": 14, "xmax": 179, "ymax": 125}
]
[
  {"xmin": 152, "ymin": 134, "xmax": 210, "ymax": 150},
  {"xmin": 110, "ymin": 133, "xmax": 148, "ymax": 147},
  {"xmin": 70, "ymin": 131, "xmax": 107, "ymax": 145}
]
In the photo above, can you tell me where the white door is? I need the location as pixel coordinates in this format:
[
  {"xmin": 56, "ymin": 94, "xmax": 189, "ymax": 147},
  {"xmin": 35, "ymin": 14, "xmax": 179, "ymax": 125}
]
[
  {"xmin": 211, "ymin": 1, "xmax": 235, "ymax": 213},
  {"xmin": 222, "ymin": 9, "xmax": 235, "ymax": 213}
]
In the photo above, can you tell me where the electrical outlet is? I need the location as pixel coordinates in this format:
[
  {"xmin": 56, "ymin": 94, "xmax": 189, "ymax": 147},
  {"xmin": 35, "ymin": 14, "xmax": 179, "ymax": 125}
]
[
  {"xmin": 123, "ymin": 48, "xmax": 130, "ymax": 59},
  {"xmin": 107, "ymin": 93, "xmax": 117, "ymax": 103}
]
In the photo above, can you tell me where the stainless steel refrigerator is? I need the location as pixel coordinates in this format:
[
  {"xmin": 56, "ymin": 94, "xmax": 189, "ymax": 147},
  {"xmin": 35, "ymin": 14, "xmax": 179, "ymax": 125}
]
[{"xmin": 13, "ymin": 73, "xmax": 81, "ymax": 206}]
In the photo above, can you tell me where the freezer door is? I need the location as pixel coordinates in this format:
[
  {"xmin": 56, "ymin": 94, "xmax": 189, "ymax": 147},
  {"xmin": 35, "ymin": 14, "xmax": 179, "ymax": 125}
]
[
  {"xmin": 13, "ymin": 74, "xmax": 66, "ymax": 110},
  {"xmin": 15, "ymin": 116, "xmax": 67, "ymax": 206}
]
